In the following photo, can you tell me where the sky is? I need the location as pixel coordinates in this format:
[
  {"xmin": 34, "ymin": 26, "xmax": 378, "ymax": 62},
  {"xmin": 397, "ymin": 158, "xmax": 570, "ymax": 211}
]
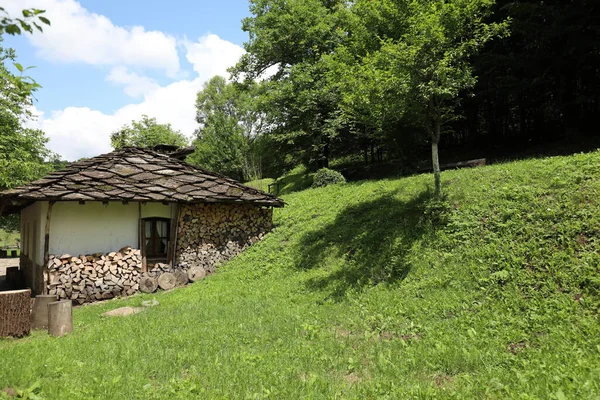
[{"xmin": 2, "ymin": 0, "xmax": 254, "ymax": 160}]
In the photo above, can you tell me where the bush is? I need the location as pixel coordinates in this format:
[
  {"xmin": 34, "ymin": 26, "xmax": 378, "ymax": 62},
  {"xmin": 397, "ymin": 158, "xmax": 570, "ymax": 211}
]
[{"xmin": 312, "ymin": 168, "xmax": 346, "ymax": 188}]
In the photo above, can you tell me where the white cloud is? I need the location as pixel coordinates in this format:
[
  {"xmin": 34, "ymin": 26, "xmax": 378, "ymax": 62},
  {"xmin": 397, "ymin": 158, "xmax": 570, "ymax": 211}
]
[
  {"xmin": 27, "ymin": 34, "xmax": 247, "ymax": 161},
  {"xmin": 3, "ymin": 0, "xmax": 180, "ymax": 76},
  {"xmin": 106, "ymin": 67, "xmax": 160, "ymax": 98},
  {"xmin": 184, "ymin": 34, "xmax": 245, "ymax": 81}
]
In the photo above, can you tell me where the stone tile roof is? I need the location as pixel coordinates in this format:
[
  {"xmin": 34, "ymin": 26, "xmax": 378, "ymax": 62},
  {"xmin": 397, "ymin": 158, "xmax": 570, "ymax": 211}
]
[{"xmin": 0, "ymin": 147, "xmax": 284, "ymax": 212}]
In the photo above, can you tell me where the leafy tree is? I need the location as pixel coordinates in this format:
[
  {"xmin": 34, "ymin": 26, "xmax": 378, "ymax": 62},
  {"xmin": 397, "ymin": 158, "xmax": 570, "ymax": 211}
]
[
  {"xmin": 339, "ymin": 0, "xmax": 508, "ymax": 195},
  {"xmin": 187, "ymin": 76, "xmax": 265, "ymax": 181},
  {"xmin": 110, "ymin": 115, "xmax": 189, "ymax": 149},
  {"xmin": 0, "ymin": 6, "xmax": 50, "ymax": 36}
]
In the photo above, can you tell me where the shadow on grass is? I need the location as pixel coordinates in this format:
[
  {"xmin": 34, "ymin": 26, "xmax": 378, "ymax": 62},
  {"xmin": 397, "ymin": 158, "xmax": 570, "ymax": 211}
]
[
  {"xmin": 278, "ymin": 173, "xmax": 314, "ymax": 195},
  {"xmin": 295, "ymin": 189, "xmax": 438, "ymax": 299}
]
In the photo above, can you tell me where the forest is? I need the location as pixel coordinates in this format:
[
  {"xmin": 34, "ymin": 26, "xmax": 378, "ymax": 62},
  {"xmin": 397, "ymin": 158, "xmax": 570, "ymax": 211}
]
[{"xmin": 1, "ymin": 0, "xmax": 599, "ymax": 198}]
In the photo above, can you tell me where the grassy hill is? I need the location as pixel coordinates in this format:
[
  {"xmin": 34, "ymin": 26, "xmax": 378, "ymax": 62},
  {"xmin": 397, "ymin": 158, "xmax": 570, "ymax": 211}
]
[{"xmin": 2, "ymin": 151, "xmax": 600, "ymax": 398}]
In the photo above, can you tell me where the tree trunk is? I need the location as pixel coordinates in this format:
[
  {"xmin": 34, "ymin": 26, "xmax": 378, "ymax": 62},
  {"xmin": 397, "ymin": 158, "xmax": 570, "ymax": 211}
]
[
  {"xmin": 431, "ymin": 120, "xmax": 442, "ymax": 197},
  {"xmin": 31, "ymin": 294, "xmax": 57, "ymax": 329},
  {"xmin": 48, "ymin": 300, "xmax": 73, "ymax": 337},
  {"xmin": 0, "ymin": 289, "xmax": 31, "ymax": 337}
]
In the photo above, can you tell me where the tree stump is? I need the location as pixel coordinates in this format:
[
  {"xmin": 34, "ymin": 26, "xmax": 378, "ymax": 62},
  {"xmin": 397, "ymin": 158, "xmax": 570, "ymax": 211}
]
[
  {"xmin": 0, "ymin": 289, "xmax": 31, "ymax": 337},
  {"xmin": 173, "ymin": 270, "xmax": 189, "ymax": 287},
  {"xmin": 31, "ymin": 295, "xmax": 57, "ymax": 329},
  {"xmin": 139, "ymin": 276, "xmax": 158, "ymax": 293},
  {"xmin": 157, "ymin": 272, "xmax": 176, "ymax": 290},
  {"xmin": 48, "ymin": 300, "xmax": 73, "ymax": 337},
  {"xmin": 187, "ymin": 266, "xmax": 206, "ymax": 282}
]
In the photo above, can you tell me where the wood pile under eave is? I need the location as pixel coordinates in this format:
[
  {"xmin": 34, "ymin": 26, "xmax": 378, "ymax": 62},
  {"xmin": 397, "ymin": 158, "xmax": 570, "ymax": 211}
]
[{"xmin": 46, "ymin": 247, "xmax": 141, "ymax": 304}]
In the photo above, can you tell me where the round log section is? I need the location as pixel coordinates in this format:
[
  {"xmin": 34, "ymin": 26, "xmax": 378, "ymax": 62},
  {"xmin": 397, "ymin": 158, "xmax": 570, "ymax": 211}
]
[
  {"xmin": 31, "ymin": 294, "xmax": 58, "ymax": 329},
  {"xmin": 48, "ymin": 300, "xmax": 73, "ymax": 337},
  {"xmin": 187, "ymin": 266, "xmax": 206, "ymax": 282},
  {"xmin": 0, "ymin": 289, "xmax": 31, "ymax": 337},
  {"xmin": 173, "ymin": 270, "xmax": 189, "ymax": 287},
  {"xmin": 157, "ymin": 272, "xmax": 176, "ymax": 290},
  {"xmin": 139, "ymin": 276, "xmax": 158, "ymax": 293}
]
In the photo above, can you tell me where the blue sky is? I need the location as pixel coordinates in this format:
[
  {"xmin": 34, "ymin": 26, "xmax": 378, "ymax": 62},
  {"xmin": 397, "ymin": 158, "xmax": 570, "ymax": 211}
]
[{"xmin": 3, "ymin": 0, "xmax": 255, "ymax": 160}]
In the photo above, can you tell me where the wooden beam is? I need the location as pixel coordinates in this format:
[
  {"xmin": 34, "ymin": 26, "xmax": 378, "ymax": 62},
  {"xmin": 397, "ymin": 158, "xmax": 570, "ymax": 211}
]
[
  {"xmin": 141, "ymin": 219, "xmax": 147, "ymax": 273},
  {"xmin": 43, "ymin": 201, "xmax": 54, "ymax": 295},
  {"xmin": 168, "ymin": 204, "xmax": 180, "ymax": 267}
]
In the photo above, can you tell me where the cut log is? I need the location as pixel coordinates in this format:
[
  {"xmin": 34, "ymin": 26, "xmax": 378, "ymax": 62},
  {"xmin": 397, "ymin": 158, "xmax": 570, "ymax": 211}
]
[
  {"xmin": 48, "ymin": 300, "xmax": 73, "ymax": 337},
  {"xmin": 187, "ymin": 266, "xmax": 206, "ymax": 282},
  {"xmin": 31, "ymin": 294, "xmax": 57, "ymax": 329},
  {"xmin": 139, "ymin": 276, "xmax": 158, "ymax": 293},
  {"xmin": 173, "ymin": 269, "xmax": 188, "ymax": 287},
  {"xmin": 157, "ymin": 272, "xmax": 176, "ymax": 290},
  {"xmin": 0, "ymin": 289, "xmax": 31, "ymax": 337}
]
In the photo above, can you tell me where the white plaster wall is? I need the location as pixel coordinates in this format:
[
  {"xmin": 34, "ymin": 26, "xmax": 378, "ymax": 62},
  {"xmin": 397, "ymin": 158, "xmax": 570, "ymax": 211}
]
[
  {"xmin": 21, "ymin": 202, "xmax": 44, "ymax": 265},
  {"xmin": 31, "ymin": 201, "xmax": 173, "ymax": 257}
]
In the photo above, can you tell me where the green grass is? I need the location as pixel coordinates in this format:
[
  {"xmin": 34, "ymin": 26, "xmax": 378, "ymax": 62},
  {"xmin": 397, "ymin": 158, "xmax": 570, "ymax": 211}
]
[
  {"xmin": 246, "ymin": 165, "xmax": 314, "ymax": 196},
  {"xmin": 2, "ymin": 151, "xmax": 600, "ymax": 398},
  {"xmin": 0, "ymin": 229, "xmax": 19, "ymax": 248},
  {"xmin": 245, "ymin": 177, "xmax": 275, "ymax": 193}
]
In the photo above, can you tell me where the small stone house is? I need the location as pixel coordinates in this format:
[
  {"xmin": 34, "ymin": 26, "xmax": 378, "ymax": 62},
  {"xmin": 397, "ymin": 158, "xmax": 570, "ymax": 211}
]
[{"xmin": 0, "ymin": 146, "xmax": 283, "ymax": 301}]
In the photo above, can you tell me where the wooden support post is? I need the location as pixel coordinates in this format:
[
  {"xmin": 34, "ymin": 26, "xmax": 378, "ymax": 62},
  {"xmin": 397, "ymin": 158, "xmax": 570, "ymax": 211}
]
[
  {"xmin": 140, "ymin": 219, "xmax": 147, "ymax": 273},
  {"xmin": 48, "ymin": 300, "xmax": 73, "ymax": 337},
  {"xmin": 168, "ymin": 204, "xmax": 180, "ymax": 267},
  {"xmin": 42, "ymin": 201, "xmax": 54, "ymax": 295}
]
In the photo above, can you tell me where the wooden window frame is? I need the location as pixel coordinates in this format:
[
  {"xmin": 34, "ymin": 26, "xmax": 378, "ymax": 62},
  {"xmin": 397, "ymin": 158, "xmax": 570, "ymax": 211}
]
[{"xmin": 142, "ymin": 217, "xmax": 171, "ymax": 261}]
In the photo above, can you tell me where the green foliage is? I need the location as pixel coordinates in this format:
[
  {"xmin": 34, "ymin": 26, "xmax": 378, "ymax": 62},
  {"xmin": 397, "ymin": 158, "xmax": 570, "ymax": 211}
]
[
  {"xmin": 311, "ymin": 168, "xmax": 346, "ymax": 188},
  {"xmin": 188, "ymin": 76, "xmax": 268, "ymax": 181},
  {"xmin": 0, "ymin": 7, "xmax": 50, "ymax": 36},
  {"xmin": 2, "ymin": 152, "xmax": 600, "ymax": 397},
  {"xmin": 110, "ymin": 115, "xmax": 189, "ymax": 149}
]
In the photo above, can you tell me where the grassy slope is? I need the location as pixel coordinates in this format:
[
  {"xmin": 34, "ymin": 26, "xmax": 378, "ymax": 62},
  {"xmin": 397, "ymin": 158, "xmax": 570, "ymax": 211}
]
[{"xmin": 2, "ymin": 152, "xmax": 600, "ymax": 399}]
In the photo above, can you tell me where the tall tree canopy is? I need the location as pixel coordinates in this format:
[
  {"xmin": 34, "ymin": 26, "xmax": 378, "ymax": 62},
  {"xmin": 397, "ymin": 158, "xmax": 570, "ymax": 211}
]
[
  {"xmin": 110, "ymin": 115, "xmax": 189, "ymax": 149},
  {"xmin": 188, "ymin": 76, "xmax": 268, "ymax": 182}
]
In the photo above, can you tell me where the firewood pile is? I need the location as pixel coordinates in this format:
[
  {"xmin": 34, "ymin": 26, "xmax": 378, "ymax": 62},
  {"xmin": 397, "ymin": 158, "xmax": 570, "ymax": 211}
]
[
  {"xmin": 46, "ymin": 247, "xmax": 142, "ymax": 304},
  {"xmin": 176, "ymin": 203, "xmax": 272, "ymax": 272}
]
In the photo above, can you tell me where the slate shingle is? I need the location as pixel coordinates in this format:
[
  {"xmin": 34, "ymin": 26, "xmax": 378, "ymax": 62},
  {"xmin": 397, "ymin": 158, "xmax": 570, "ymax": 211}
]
[{"xmin": 0, "ymin": 147, "xmax": 284, "ymax": 212}]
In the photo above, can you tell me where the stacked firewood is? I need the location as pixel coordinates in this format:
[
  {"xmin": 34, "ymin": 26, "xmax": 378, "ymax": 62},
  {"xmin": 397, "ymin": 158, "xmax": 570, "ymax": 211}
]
[
  {"xmin": 176, "ymin": 203, "xmax": 272, "ymax": 272},
  {"xmin": 46, "ymin": 247, "xmax": 142, "ymax": 304}
]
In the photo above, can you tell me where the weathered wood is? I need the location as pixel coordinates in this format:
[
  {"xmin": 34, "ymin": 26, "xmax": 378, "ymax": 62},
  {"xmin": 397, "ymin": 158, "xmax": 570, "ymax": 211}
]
[
  {"xmin": 48, "ymin": 300, "xmax": 73, "ymax": 337},
  {"xmin": 157, "ymin": 272, "xmax": 176, "ymax": 290},
  {"xmin": 187, "ymin": 266, "xmax": 206, "ymax": 282},
  {"xmin": 31, "ymin": 294, "xmax": 57, "ymax": 329},
  {"xmin": 139, "ymin": 276, "xmax": 158, "ymax": 293},
  {"xmin": 43, "ymin": 201, "xmax": 55, "ymax": 294},
  {"xmin": 173, "ymin": 269, "xmax": 188, "ymax": 287},
  {"xmin": 140, "ymin": 217, "xmax": 147, "ymax": 273},
  {"xmin": 0, "ymin": 289, "xmax": 31, "ymax": 337}
]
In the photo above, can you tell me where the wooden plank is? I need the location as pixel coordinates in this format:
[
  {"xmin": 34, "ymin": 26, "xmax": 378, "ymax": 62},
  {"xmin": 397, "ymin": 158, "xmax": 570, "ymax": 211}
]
[
  {"xmin": 168, "ymin": 204, "xmax": 180, "ymax": 267},
  {"xmin": 140, "ymin": 218, "xmax": 147, "ymax": 273},
  {"xmin": 42, "ymin": 201, "xmax": 54, "ymax": 295}
]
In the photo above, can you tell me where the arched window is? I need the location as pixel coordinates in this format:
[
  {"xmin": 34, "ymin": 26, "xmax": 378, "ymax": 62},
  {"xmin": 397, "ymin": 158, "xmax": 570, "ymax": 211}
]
[{"xmin": 142, "ymin": 217, "xmax": 170, "ymax": 260}]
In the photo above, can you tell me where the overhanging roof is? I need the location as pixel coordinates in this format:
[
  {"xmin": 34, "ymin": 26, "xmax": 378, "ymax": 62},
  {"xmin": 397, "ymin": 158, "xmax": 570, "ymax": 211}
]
[{"xmin": 0, "ymin": 147, "xmax": 284, "ymax": 215}]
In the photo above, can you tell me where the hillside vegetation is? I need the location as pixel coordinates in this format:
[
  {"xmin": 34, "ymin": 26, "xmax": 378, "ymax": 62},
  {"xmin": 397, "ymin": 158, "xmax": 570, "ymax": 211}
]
[{"xmin": 1, "ymin": 152, "xmax": 600, "ymax": 399}]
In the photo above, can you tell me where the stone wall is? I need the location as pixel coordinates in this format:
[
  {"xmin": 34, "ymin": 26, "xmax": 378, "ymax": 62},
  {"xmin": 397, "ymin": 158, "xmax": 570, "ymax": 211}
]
[
  {"xmin": 176, "ymin": 203, "xmax": 273, "ymax": 272},
  {"xmin": 46, "ymin": 247, "xmax": 142, "ymax": 304},
  {"xmin": 20, "ymin": 255, "xmax": 43, "ymax": 296}
]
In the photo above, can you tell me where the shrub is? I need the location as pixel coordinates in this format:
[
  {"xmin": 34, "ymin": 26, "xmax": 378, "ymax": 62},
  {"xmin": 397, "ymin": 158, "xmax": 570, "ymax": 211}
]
[{"xmin": 312, "ymin": 168, "xmax": 346, "ymax": 188}]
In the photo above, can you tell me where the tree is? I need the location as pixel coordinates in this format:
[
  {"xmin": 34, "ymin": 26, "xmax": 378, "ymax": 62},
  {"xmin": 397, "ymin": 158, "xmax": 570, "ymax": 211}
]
[
  {"xmin": 344, "ymin": 0, "xmax": 508, "ymax": 195},
  {"xmin": 0, "ymin": 7, "xmax": 50, "ymax": 36},
  {"xmin": 110, "ymin": 115, "xmax": 189, "ymax": 149},
  {"xmin": 188, "ymin": 76, "xmax": 265, "ymax": 181}
]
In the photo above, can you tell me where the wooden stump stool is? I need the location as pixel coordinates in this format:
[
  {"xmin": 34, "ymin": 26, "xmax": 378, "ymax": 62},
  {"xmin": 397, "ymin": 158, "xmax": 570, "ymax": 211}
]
[
  {"xmin": 0, "ymin": 289, "xmax": 31, "ymax": 337},
  {"xmin": 48, "ymin": 300, "xmax": 73, "ymax": 337},
  {"xmin": 31, "ymin": 295, "xmax": 57, "ymax": 329}
]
